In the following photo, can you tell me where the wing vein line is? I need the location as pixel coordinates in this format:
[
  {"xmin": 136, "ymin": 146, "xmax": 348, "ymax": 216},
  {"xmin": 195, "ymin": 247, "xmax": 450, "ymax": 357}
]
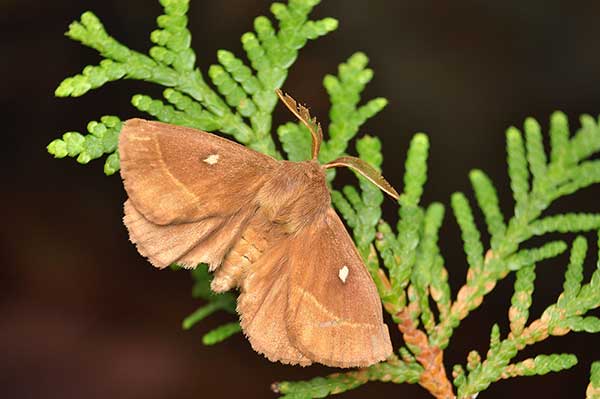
[
  {"xmin": 151, "ymin": 133, "xmax": 203, "ymax": 213},
  {"xmin": 292, "ymin": 286, "xmax": 379, "ymax": 330}
]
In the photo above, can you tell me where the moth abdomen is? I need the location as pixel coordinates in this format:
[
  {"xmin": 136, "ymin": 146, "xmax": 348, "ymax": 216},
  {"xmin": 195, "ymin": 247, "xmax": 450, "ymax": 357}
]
[{"xmin": 211, "ymin": 225, "xmax": 268, "ymax": 293}]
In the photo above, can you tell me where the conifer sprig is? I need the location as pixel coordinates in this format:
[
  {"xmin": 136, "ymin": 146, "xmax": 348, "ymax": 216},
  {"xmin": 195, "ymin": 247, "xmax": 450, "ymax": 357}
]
[
  {"xmin": 300, "ymin": 113, "xmax": 600, "ymax": 398},
  {"xmin": 47, "ymin": 116, "xmax": 122, "ymax": 175},
  {"xmin": 182, "ymin": 267, "xmax": 239, "ymax": 341},
  {"xmin": 588, "ymin": 362, "xmax": 600, "ymax": 399},
  {"xmin": 430, "ymin": 113, "xmax": 600, "ymax": 350},
  {"xmin": 456, "ymin": 233, "xmax": 600, "ymax": 398},
  {"xmin": 278, "ymin": 52, "xmax": 387, "ymax": 165},
  {"xmin": 273, "ymin": 355, "xmax": 423, "ymax": 398},
  {"xmin": 48, "ymin": 1, "xmax": 600, "ymax": 398},
  {"xmin": 49, "ymin": 0, "xmax": 337, "ymax": 165}
]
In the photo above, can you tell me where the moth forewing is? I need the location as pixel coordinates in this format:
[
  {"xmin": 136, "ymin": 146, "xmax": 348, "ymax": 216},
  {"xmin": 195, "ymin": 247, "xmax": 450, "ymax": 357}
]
[
  {"xmin": 119, "ymin": 118, "xmax": 277, "ymax": 270},
  {"xmin": 285, "ymin": 208, "xmax": 393, "ymax": 367}
]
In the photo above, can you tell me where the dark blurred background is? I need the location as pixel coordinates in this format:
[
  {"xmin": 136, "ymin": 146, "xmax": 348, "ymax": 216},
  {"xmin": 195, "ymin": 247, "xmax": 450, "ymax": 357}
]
[{"xmin": 2, "ymin": 0, "xmax": 600, "ymax": 398}]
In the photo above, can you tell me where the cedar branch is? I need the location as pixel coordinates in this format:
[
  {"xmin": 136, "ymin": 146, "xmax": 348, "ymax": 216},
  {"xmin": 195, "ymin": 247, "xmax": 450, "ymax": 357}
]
[{"xmin": 397, "ymin": 309, "xmax": 455, "ymax": 399}]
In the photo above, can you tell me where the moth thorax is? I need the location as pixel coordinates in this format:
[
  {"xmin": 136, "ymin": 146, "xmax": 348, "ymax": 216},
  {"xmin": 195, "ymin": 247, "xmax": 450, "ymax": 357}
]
[{"xmin": 256, "ymin": 160, "xmax": 330, "ymax": 232}]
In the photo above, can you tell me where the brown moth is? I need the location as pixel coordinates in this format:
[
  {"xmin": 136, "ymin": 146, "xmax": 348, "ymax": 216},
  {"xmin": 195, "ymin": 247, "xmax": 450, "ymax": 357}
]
[{"xmin": 119, "ymin": 90, "xmax": 399, "ymax": 368}]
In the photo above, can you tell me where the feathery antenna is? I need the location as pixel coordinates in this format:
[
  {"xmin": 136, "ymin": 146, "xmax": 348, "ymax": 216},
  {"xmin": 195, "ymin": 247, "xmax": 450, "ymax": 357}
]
[{"xmin": 276, "ymin": 89, "xmax": 323, "ymax": 160}]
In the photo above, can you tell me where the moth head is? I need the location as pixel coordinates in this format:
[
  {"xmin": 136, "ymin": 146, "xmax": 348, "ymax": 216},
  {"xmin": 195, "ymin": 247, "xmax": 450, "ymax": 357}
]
[{"xmin": 276, "ymin": 89, "xmax": 399, "ymax": 201}]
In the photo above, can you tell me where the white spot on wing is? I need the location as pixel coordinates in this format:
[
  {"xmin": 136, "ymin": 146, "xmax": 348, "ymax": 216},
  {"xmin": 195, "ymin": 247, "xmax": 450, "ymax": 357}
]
[
  {"xmin": 338, "ymin": 265, "xmax": 349, "ymax": 283},
  {"xmin": 203, "ymin": 154, "xmax": 219, "ymax": 165}
]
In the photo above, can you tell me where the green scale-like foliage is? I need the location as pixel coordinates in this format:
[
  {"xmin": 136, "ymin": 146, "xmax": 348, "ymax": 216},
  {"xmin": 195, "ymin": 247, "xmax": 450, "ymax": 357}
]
[
  {"xmin": 48, "ymin": 1, "xmax": 600, "ymax": 398},
  {"xmin": 588, "ymin": 362, "xmax": 600, "ymax": 399},
  {"xmin": 48, "ymin": 0, "xmax": 338, "ymax": 163},
  {"xmin": 47, "ymin": 116, "xmax": 122, "ymax": 175},
  {"xmin": 278, "ymin": 52, "xmax": 387, "ymax": 164},
  {"xmin": 272, "ymin": 113, "xmax": 600, "ymax": 397}
]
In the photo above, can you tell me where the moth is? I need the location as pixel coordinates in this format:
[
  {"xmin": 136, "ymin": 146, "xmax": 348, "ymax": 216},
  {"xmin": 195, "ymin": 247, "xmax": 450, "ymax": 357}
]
[{"xmin": 119, "ymin": 90, "xmax": 399, "ymax": 368}]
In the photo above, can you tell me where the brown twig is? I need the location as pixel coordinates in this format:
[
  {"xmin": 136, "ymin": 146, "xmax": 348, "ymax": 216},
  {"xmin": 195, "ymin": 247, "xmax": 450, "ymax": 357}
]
[{"xmin": 397, "ymin": 309, "xmax": 455, "ymax": 399}]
